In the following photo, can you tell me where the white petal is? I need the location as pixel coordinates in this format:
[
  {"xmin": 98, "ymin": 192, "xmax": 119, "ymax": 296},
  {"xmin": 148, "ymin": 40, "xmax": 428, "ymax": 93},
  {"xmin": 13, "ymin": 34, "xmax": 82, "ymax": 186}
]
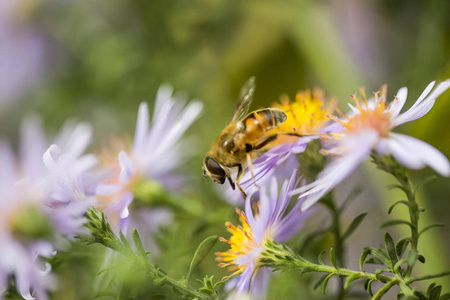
[
  {"xmin": 133, "ymin": 102, "xmax": 149, "ymax": 152},
  {"xmin": 389, "ymin": 133, "xmax": 450, "ymax": 176},
  {"xmin": 393, "ymin": 80, "xmax": 450, "ymax": 126},
  {"xmin": 389, "ymin": 87, "xmax": 408, "ymax": 118}
]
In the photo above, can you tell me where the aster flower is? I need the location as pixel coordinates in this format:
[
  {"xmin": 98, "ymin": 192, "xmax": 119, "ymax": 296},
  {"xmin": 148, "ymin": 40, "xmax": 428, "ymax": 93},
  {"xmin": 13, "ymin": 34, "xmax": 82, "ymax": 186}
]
[
  {"xmin": 216, "ymin": 170, "xmax": 310, "ymax": 299},
  {"xmin": 224, "ymin": 89, "xmax": 334, "ymax": 203},
  {"xmin": 290, "ymin": 80, "xmax": 450, "ymax": 211},
  {"xmin": 0, "ymin": 0, "xmax": 48, "ymax": 106},
  {"xmin": 96, "ymin": 85, "xmax": 203, "ymax": 239},
  {"xmin": 0, "ymin": 141, "xmax": 55, "ymax": 300}
]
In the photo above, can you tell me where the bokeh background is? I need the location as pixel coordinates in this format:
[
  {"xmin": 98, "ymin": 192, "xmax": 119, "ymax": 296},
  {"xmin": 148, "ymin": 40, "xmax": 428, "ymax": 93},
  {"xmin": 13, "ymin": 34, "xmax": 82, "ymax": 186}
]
[{"xmin": 1, "ymin": 0, "xmax": 450, "ymax": 299}]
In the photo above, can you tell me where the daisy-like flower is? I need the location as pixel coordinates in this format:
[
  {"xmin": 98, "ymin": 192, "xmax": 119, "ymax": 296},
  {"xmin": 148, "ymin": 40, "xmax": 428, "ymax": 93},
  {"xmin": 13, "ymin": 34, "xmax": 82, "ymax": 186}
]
[
  {"xmin": 0, "ymin": 141, "xmax": 55, "ymax": 300},
  {"xmin": 216, "ymin": 170, "xmax": 310, "ymax": 299},
  {"xmin": 225, "ymin": 89, "xmax": 334, "ymax": 203},
  {"xmin": 291, "ymin": 80, "xmax": 450, "ymax": 211},
  {"xmin": 96, "ymin": 85, "xmax": 203, "ymax": 239}
]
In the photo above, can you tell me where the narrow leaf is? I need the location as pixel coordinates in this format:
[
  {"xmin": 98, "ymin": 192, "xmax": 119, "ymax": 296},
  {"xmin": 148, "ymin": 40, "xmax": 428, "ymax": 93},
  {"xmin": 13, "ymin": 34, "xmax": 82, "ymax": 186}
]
[
  {"xmin": 429, "ymin": 285, "xmax": 442, "ymax": 300},
  {"xmin": 329, "ymin": 248, "xmax": 339, "ymax": 269},
  {"xmin": 342, "ymin": 213, "xmax": 368, "ymax": 240},
  {"xmin": 418, "ymin": 255, "xmax": 426, "ymax": 264},
  {"xmin": 367, "ymin": 279, "xmax": 374, "ymax": 296},
  {"xmin": 384, "ymin": 232, "xmax": 398, "ymax": 266},
  {"xmin": 132, "ymin": 229, "xmax": 147, "ymax": 258},
  {"xmin": 119, "ymin": 230, "xmax": 131, "ymax": 249},
  {"xmin": 344, "ymin": 273, "xmax": 360, "ymax": 289},
  {"xmin": 395, "ymin": 237, "xmax": 410, "ymax": 258},
  {"xmin": 322, "ymin": 273, "xmax": 335, "ymax": 295},
  {"xmin": 419, "ymin": 224, "xmax": 445, "ymax": 237},
  {"xmin": 359, "ymin": 248, "xmax": 370, "ymax": 272},
  {"xmin": 318, "ymin": 249, "xmax": 326, "ymax": 265},
  {"xmin": 380, "ymin": 219, "xmax": 414, "ymax": 229},
  {"xmin": 388, "ymin": 200, "xmax": 409, "ymax": 214},
  {"xmin": 186, "ymin": 236, "xmax": 219, "ymax": 282},
  {"xmin": 313, "ymin": 274, "xmax": 328, "ymax": 290}
]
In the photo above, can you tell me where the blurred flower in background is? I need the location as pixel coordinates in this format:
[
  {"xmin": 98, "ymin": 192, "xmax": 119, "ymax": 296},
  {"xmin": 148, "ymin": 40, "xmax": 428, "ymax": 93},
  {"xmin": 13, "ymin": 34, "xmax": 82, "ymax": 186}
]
[
  {"xmin": 0, "ymin": 0, "xmax": 48, "ymax": 108},
  {"xmin": 95, "ymin": 85, "xmax": 203, "ymax": 251}
]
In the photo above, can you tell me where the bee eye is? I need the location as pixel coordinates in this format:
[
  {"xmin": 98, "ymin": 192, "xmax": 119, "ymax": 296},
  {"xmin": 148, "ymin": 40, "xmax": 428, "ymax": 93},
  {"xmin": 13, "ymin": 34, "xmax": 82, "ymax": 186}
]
[{"xmin": 204, "ymin": 157, "xmax": 226, "ymax": 178}]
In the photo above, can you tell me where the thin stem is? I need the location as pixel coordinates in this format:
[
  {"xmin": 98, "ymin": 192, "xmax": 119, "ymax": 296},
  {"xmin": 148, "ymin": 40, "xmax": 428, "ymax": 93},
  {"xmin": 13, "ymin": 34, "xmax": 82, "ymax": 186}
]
[
  {"xmin": 394, "ymin": 170, "xmax": 419, "ymax": 253},
  {"xmin": 321, "ymin": 193, "xmax": 346, "ymax": 299}
]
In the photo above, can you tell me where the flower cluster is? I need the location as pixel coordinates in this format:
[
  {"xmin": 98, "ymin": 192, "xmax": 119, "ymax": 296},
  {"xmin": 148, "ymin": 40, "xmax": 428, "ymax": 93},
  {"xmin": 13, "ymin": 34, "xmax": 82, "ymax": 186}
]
[
  {"xmin": 216, "ymin": 79, "xmax": 450, "ymax": 299},
  {"xmin": 0, "ymin": 86, "xmax": 202, "ymax": 299}
]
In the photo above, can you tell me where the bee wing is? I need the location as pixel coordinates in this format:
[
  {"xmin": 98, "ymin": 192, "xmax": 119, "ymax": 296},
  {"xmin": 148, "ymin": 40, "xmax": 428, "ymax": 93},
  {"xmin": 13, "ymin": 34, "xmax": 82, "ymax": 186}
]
[{"xmin": 231, "ymin": 77, "xmax": 256, "ymax": 123}]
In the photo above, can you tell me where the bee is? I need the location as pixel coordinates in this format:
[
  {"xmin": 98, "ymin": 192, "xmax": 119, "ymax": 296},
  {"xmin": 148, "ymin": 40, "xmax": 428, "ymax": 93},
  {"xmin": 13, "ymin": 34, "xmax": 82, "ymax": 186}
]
[{"xmin": 203, "ymin": 77, "xmax": 293, "ymax": 198}]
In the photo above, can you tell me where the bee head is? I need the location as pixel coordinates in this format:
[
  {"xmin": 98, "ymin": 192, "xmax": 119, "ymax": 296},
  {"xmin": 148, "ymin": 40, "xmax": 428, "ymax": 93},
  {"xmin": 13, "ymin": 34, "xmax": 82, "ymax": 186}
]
[{"xmin": 203, "ymin": 156, "xmax": 226, "ymax": 185}]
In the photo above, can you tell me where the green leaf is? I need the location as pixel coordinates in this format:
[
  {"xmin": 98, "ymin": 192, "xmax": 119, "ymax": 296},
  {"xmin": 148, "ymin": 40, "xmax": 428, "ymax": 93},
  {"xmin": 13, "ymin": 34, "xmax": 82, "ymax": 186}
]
[
  {"xmin": 366, "ymin": 279, "xmax": 374, "ymax": 296},
  {"xmin": 344, "ymin": 273, "xmax": 360, "ymax": 289},
  {"xmin": 429, "ymin": 284, "xmax": 442, "ymax": 300},
  {"xmin": 119, "ymin": 230, "xmax": 131, "ymax": 249},
  {"xmin": 364, "ymin": 247, "xmax": 390, "ymax": 267},
  {"xmin": 418, "ymin": 255, "xmax": 426, "ymax": 264},
  {"xmin": 186, "ymin": 236, "xmax": 219, "ymax": 282},
  {"xmin": 388, "ymin": 200, "xmax": 409, "ymax": 214},
  {"xmin": 322, "ymin": 273, "xmax": 335, "ymax": 295},
  {"xmin": 342, "ymin": 213, "xmax": 368, "ymax": 240},
  {"xmin": 329, "ymin": 248, "xmax": 339, "ymax": 269},
  {"xmin": 313, "ymin": 274, "xmax": 328, "ymax": 290},
  {"xmin": 359, "ymin": 248, "xmax": 370, "ymax": 272},
  {"xmin": 384, "ymin": 232, "xmax": 398, "ymax": 266},
  {"xmin": 380, "ymin": 219, "xmax": 414, "ymax": 229},
  {"xmin": 419, "ymin": 224, "xmax": 445, "ymax": 237},
  {"xmin": 318, "ymin": 249, "xmax": 327, "ymax": 265},
  {"xmin": 395, "ymin": 237, "xmax": 410, "ymax": 258},
  {"xmin": 132, "ymin": 229, "xmax": 147, "ymax": 258}
]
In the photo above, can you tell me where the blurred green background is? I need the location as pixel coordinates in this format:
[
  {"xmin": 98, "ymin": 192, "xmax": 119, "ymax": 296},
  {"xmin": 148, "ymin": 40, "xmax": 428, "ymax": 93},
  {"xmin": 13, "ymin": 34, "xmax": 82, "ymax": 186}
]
[{"xmin": 1, "ymin": 0, "xmax": 450, "ymax": 299}]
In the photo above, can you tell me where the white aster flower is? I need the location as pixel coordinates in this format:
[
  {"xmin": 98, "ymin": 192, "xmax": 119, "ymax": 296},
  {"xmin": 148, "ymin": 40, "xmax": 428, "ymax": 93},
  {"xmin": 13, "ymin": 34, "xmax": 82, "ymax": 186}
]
[
  {"xmin": 291, "ymin": 80, "xmax": 450, "ymax": 211},
  {"xmin": 96, "ymin": 85, "xmax": 202, "ymax": 239}
]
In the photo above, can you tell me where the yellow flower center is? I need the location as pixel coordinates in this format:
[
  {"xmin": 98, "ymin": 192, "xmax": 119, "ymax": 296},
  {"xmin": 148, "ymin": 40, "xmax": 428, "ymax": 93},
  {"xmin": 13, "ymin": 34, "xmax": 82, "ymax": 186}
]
[
  {"xmin": 336, "ymin": 85, "xmax": 392, "ymax": 138},
  {"xmin": 216, "ymin": 208, "xmax": 261, "ymax": 281},
  {"xmin": 273, "ymin": 88, "xmax": 335, "ymax": 136}
]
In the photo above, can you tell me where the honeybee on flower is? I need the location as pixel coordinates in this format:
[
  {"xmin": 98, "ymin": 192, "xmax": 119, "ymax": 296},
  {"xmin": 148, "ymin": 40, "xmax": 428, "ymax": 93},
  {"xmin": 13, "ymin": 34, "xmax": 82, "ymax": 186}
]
[{"xmin": 204, "ymin": 78, "xmax": 335, "ymax": 199}]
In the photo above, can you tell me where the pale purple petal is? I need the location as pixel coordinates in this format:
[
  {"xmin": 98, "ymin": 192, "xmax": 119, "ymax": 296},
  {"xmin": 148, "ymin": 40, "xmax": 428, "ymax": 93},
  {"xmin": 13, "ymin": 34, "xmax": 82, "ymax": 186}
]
[
  {"xmin": 388, "ymin": 133, "xmax": 450, "ymax": 176},
  {"xmin": 389, "ymin": 87, "xmax": 408, "ymax": 118},
  {"xmin": 393, "ymin": 80, "xmax": 450, "ymax": 126},
  {"xmin": 133, "ymin": 102, "xmax": 149, "ymax": 153}
]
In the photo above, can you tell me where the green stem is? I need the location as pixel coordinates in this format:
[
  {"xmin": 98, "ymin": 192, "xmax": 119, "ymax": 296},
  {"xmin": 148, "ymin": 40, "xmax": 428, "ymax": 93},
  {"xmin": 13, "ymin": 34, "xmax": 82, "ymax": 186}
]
[
  {"xmin": 395, "ymin": 170, "xmax": 419, "ymax": 253},
  {"xmin": 262, "ymin": 241, "xmax": 418, "ymax": 299},
  {"xmin": 102, "ymin": 237, "xmax": 212, "ymax": 300},
  {"xmin": 81, "ymin": 209, "xmax": 213, "ymax": 300}
]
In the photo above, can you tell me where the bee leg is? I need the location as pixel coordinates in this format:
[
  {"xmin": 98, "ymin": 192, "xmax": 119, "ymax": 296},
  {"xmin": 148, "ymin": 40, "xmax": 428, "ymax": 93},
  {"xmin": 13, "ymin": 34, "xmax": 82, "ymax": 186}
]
[
  {"xmin": 246, "ymin": 153, "xmax": 260, "ymax": 188},
  {"xmin": 227, "ymin": 175, "xmax": 235, "ymax": 190},
  {"xmin": 235, "ymin": 164, "xmax": 248, "ymax": 199}
]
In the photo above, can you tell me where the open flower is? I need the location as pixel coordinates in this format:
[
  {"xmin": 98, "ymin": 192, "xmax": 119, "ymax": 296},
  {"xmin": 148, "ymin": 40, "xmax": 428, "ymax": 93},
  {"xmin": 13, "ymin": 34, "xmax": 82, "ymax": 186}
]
[
  {"xmin": 96, "ymin": 85, "xmax": 203, "ymax": 239},
  {"xmin": 290, "ymin": 80, "xmax": 450, "ymax": 211},
  {"xmin": 224, "ymin": 89, "xmax": 334, "ymax": 203},
  {"xmin": 0, "ymin": 141, "xmax": 55, "ymax": 300},
  {"xmin": 216, "ymin": 170, "xmax": 310, "ymax": 299}
]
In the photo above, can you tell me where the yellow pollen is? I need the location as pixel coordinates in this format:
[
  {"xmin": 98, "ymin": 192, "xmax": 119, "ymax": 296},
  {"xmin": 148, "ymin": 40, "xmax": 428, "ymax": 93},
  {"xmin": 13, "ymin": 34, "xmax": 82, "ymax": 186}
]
[
  {"xmin": 272, "ymin": 88, "xmax": 335, "ymax": 139},
  {"xmin": 341, "ymin": 87, "xmax": 392, "ymax": 137},
  {"xmin": 216, "ymin": 209, "xmax": 260, "ymax": 281}
]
